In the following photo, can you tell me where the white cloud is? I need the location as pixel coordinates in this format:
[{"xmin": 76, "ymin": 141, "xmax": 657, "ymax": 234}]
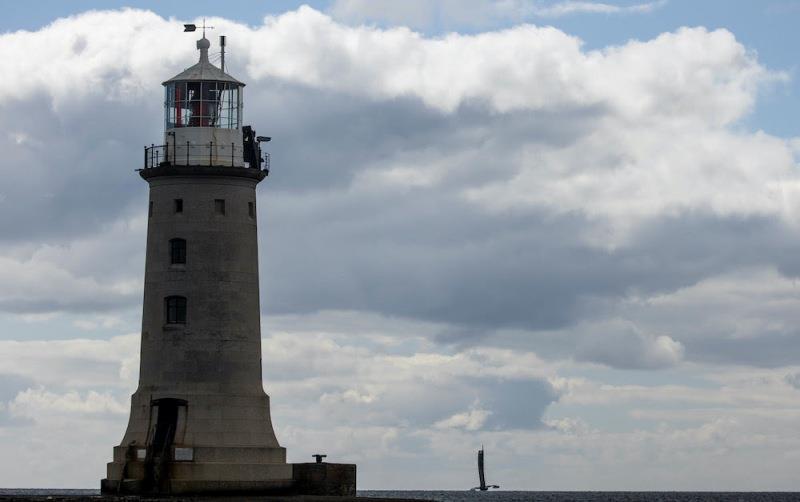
[
  {"xmin": 785, "ymin": 372, "xmax": 800, "ymax": 389},
  {"xmin": 320, "ymin": 388, "xmax": 378, "ymax": 405},
  {"xmin": 0, "ymin": 9, "xmax": 182, "ymax": 108},
  {"xmin": 555, "ymin": 371, "xmax": 800, "ymax": 408},
  {"xmin": 2, "ymin": 8, "xmax": 772, "ymax": 118},
  {"xmin": 9, "ymin": 388, "xmax": 128, "ymax": 417},
  {"xmin": 0, "ymin": 255, "xmax": 130, "ymax": 313},
  {"xmin": 434, "ymin": 403, "xmax": 492, "ymax": 430},
  {"xmin": 3, "ymin": 324, "xmax": 800, "ymax": 488},
  {"xmin": 612, "ymin": 268, "xmax": 800, "ymax": 366},
  {"xmin": 0, "ymin": 6, "xmax": 795, "ymax": 365},
  {"xmin": 241, "ymin": 9, "xmax": 793, "ymax": 244},
  {"xmin": 0, "ymin": 334, "xmax": 139, "ymax": 389},
  {"xmin": 574, "ymin": 320, "xmax": 685, "ymax": 369},
  {"xmin": 261, "ymin": 323, "xmax": 558, "ymax": 433},
  {"xmin": 543, "ymin": 416, "xmax": 591, "ymax": 434},
  {"xmin": 0, "ymin": 7, "xmax": 793, "ymax": 278},
  {"xmin": 0, "ymin": 216, "xmax": 144, "ymax": 315}
]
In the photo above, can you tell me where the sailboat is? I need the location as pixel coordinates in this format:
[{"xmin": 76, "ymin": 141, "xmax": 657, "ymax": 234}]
[{"xmin": 470, "ymin": 446, "xmax": 500, "ymax": 491}]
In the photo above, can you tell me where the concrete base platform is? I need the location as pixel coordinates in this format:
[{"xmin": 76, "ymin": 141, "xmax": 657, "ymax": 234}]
[
  {"xmin": 292, "ymin": 463, "xmax": 356, "ymax": 497},
  {"xmin": 101, "ymin": 462, "xmax": 355, "ymax": 497}
]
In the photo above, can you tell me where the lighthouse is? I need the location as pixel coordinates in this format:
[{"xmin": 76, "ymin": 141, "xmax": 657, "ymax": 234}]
[{"xmin": 101, "ymin": 32, "xmax": 355, "ymax": 495}]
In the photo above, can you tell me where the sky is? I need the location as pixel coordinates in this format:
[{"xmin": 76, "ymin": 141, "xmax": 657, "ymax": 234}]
[{"xmin": 1, "ymin": 0, "xmax": 800, "ymax": 491}]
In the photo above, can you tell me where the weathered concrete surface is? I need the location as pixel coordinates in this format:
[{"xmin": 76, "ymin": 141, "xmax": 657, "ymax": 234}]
[
  {"xmin": 293, "ymin": 463, "xmax": 357, "ymax": 497},
  {"xmin": 104, "ymin": 171, "xmax": 292, "ymax": 493},
  {"xmin": 107, "ymin": 155, "xmax": 361, "ymax": 497},
  {"xmin": 105, "ymin": 169, "xmax": 360, "ymax": 495}
]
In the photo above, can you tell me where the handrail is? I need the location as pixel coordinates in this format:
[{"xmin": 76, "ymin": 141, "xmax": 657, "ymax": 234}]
[{"xmin": 143, "ymin": 142, "xmax": 268, "ymax": 171}]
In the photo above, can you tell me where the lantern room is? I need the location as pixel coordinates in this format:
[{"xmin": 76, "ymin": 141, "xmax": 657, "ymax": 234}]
[
  {"xmin": 159, "ymin": 35, "xmax": 249, "ymax": 168},
  {"xmin": 164, "ymin": 80, "xmax": 240, "ymax": 129}
]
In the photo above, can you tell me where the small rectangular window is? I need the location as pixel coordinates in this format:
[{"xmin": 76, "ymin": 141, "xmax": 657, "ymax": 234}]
[
  {"xmin": 215, "ymin": 199, "xmax": 226, "ymax": 215},
  {"xmin": 174, "ymin": 199, "xmax": 183, "ymax": 213},
  {"xmin": 170, "ymin": 238, "xmax": 186, "ymax": 264},
  {"xmin": 149, "ymin": 201, "xmax": 153, "ymax": 217},
  {"xmin": 166, "ymin": 296, "xmax": 187, "ymax": 324},
  {"xmin": 248, "ymin": 202, "xmax": 255, "ymax": 218}
]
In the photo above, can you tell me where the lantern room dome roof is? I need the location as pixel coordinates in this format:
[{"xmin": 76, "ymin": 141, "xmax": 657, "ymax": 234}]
[{"xmin": 163, "ymin": 36, "xmax": 244, "ymax": 86}]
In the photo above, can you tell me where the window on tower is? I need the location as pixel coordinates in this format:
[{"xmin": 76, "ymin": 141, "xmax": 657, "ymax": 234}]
[
  {"xmin": 215, "ymin": 199, "xmax": 226, "ymax": 215},
  {"xmin": 170, "ymin": 238, "xmax": 186, "ymax": 265},
  {"xmin": 165, "ymin": 296, "xmax": 187, "ymax": 324},
  {"xmin": 248, "ymin": 202, "xmax": 255, "ymax": 219},
  {"xmin": 174, "ymin": 199, "xmax": 183, "ymax": 213}
]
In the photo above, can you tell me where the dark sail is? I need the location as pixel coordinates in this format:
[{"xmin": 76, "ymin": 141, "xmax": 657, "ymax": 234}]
[
  {"xmin": 478, "ymin": 449, "xmax": 486, "ymax": 489},
  {"xmin": 471, "ymin": 446, "xmax": 499, "ymax": 491}
]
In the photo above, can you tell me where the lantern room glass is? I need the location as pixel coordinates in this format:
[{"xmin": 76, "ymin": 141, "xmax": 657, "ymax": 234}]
[{"xmin": 165, "ymin": 82, "xmax": 241, "ymax": 129}]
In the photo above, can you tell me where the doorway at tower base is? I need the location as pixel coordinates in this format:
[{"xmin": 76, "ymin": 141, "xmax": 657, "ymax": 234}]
[{"xmin": 100, "ymin": 462, "xmax": 356, "ymax": 496}]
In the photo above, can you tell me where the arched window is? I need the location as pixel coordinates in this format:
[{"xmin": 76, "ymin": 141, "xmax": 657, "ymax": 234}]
[
  {"xmin": 165, "ymin": 296, "xmax": 187, "ymax": 324},
  {"xmin": 170, "ymin": 238, "xmax": 186, "ymax": 264}
]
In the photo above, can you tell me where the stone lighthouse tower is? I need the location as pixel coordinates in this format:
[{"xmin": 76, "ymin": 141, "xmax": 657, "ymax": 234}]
[{"xmin": 101, "ymin": 33, "xmax": 297, "ymax": 494}]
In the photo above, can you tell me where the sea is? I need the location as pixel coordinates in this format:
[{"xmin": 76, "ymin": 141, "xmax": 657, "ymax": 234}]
[
  {"xmin": 1, "ymin": 490, "xmax": 800, "ymax": 501},
  {"xmin": 363, "ymin": 493, "xmax": 800, "ymax": 502}
]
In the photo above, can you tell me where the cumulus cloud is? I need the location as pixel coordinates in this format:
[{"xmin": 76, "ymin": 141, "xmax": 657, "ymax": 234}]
[
  {"xmin": 3, "ymin": 323, "xmax": 800, "ymax": 488},
  {"xmin": 617, "ymin": 268, "xmax": 800, "ymax": 367},
  {"xmin": 246, "ymin": 11, "xmax": 778, "ymax": 122},
  {"xmin": 9, "ymin": 388, "xmax": 128, "ymax": 418},
  {"xmin": 0, "ymin": 334, "xmax": 139, "ymax": 389},
  {"xmin": 0, "ymin": 255, "xmax": 135, "ymax": 314},
  {"xmin": 543, "ymin": 416, "xmax": 591, "ymax": 435},
  {"xmin": 434, "ymin": 404, "xmax": 492, "ymax": 430},
  {"xmin": 0, "ymin": 327, "xmax": 557, "ymax": 486},
  {"xmin": 262, "ymin": 328, "xmax": 558, "ymax": 431},
  {"xmin": 0, "ymin": 212, "xmax": 144, "ymax": 315},
  {"xmin": 0, "ymin": 5, "xmax": 796, "ymax": 367},
  {"xmin": 785, "ymin": 372, "xmax": 800, "ymax": 389},
  {"xmin": 575, "ymin": 320, "xmax": 684, "ymax": 369},
  {"xmin": 556, "ymin": 369, "xmax": 800, "ymax": 409},
  {"xmin": 3, "ymin": 8, "xmax": 772, "ymax": 118}
]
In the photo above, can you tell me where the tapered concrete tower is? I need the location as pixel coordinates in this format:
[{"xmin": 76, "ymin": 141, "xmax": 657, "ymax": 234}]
[{"xmin": 101, "ymin": 33, "xmax": 294, "ymax": 494}]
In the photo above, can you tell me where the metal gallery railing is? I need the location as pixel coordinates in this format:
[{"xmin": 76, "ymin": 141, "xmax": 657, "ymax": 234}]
[{"xmin": 143, "ymin": 142, "xmax": 269, "ymax": 172}]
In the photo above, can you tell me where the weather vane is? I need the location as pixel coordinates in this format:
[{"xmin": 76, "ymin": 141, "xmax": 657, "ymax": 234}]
[
  {"xmin": 183, "ymin": 18, "xmax": 227, "ymax": 70},
  {"xmin": 183, "ymin": 18, "xmax": 214, "ymax": 37}
]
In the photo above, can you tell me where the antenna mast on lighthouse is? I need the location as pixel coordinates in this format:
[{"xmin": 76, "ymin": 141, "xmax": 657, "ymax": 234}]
[{"xmin": 220, "ymin": 35, "xmax": 226, "ymax": 72}]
